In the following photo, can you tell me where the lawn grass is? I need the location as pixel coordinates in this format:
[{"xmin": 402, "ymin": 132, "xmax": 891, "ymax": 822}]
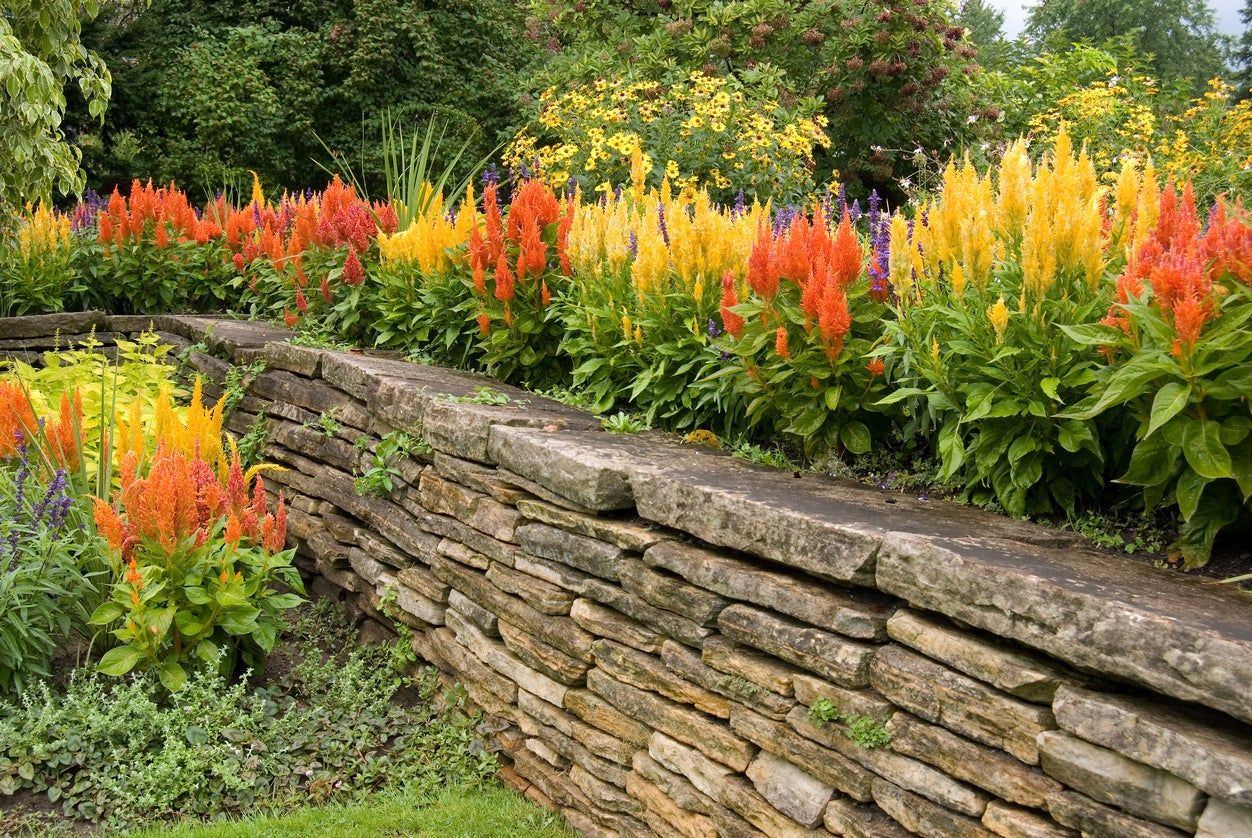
[{"xmin": 120, "ymin": 785, "xmax": 574, "ymax": 838}]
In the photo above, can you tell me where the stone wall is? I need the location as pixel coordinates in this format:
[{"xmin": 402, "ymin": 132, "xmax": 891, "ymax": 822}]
[{"xmin": 5, "ymin": 312, "xmax": 1252, "ymax": 838}]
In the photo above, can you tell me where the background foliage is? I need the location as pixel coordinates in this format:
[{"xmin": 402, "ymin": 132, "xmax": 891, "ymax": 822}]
[
  {"xmin": 69, "ymin": 0, "xmax": 536, "ymax": 197},
  {"xmin": 0, "ymin": 0, "xmax": 110, "ymax": 209}
]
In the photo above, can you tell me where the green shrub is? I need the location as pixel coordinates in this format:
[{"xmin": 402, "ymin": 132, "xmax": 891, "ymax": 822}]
[
  {"xmin": 524, "ymin": 0, "xmax": 991, "ymax": 195},
  {"xmin": 72, "ymin": 0, "xmax": 535, "ymax": 196},
  {"xmin": 0, "ymin": 606, "xmax": 496, "ymax": 830}
]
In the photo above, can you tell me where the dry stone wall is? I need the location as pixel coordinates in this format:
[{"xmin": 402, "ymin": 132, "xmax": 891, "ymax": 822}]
[{"xmin": 5, "ymin": 311, "xmax": 1252, "ymax": 838}]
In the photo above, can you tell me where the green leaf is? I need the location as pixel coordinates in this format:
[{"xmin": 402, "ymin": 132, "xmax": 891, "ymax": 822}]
[
  {"xmin": 88, "ymin": 602, "xmax": 124, "ymax": 626},
  {"xmin": 97, "ymin": 645, "xmax": 141, "ymax": 677},
  {"xmin": 216, "ymin": 586, "xmax": 246, "ymax": 608},
  {"xmin": 174, "ymin": 610, "xmax": 206, "ymax": 638},
  {"xmin": 1182, "ymin": 420, "xmax": 1233, "ymax": 480},
  {"xmin": 1118, "ymin": 434, "xmax": 1175, "ymax": 487},
  {"xmin": 874, "ymin": 387, "xmax": 929, "ymax": 406},
  {"xmin": 266, "ymin": 593, "xmax": 304, "ymax": 611},
  {"xmin": 840, "ymin": 421, "xmax": 872, "ymax": 455},
  {"xmin": 158, "ymin": 660, "xmax": 187, "ymax": 693},
  {"xmin": 1040, "ymin": 378, "xmax": 1060, "ymax": 401},
  {"xmin": 1175, "ymin": 470, "xmax": 1207, "ymax": 520},
  {"xmin": 1144, "ymin": 382, "xmax": 1190, "ymax": 438},
  {"xmin": 1231, "ymin": 439, "xmax": 1252, "ymax": 501}
]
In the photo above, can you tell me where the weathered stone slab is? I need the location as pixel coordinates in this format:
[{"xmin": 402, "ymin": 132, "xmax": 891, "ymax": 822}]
[
  {"xmin": 620, "ymin": 558, "xmax": 729, "ymax": 626},
  {"xmin": 887, "ymin": 713, "xmax": 1061, "ymax": 808},
  {"xmin": 718, "ymin": 604, "xmax": 874, "ymax": 688},
  {"xmin": 487, "ymin": 562, "xmax": 575, "ymax": 615},
  {"xmin": 358, "ymin": 529, "xmax": 418, "ymax": 569},
  {"xmin": 382, "ymin": 574, "xmax": 446, "ymax": 625},
  {"xmin": 0, "ymin": 311, "xmax": 107, "ymax": 340},
  {"xmin": 876, "ymin": 531, "xmax": 1252, "ymax": 725},
  {"xmin": 498, "ymin": 468, "xmax": 601, "ymax": 514},
  {"xmin": 513, "ymin": 747, "xmax": 594, "ymax": 812},
  {"xmin": 717, "ymin": 775, "xmax": 826, "ymax": 838},
  {"xmin": 262, "ymin": 341, "xmax": 323, "ymax": 377},
  {"xmin": 1046, "ymin": 790, "xmax": 1187, "ymax": 838},
  {"xmin": 433, "ymin": 453, "xmax": 533, "ymax": 506},
  {"xmin": 626, "ymin": 770, "xmax": 719, "ymax": 838},
  {"xmin": 786, "ymin": 706, "xmax": 990, "ymax": 817},
  {"xmin": 429, "ymin": 627, "xmax": 516, "ymax": 710},
  {"xmin": 516, "ymin": 523, "xmax": 624, "ymax": 581},
  {"xmin": 500, "ymin": 620, "xmax": 589, "ymax": 685},
  {"xmin": 468, "ymin": 497, "xmax": 521, "ymax": 543},
  {"xmin": 588, "ymin": 670, "xmax": 756, "ymax": 772},
  {"xmin": 981, "ymin": 801, "xmax": 1076, "ymax": 838},
  {"xmin": 1052, "ymin": 685, "xmax": 1252, "ymax": 806},
  {"xmin": 432, "ymin": 555, "xmax": 594, "ymax": 662},
  {"xmin": 513, "ymin": 553, "xmax": 596, "ymax": 596},
  {"xmin": 729, "ymin": 706, "xmax": 875, "ymax": 802},
  {"xmin": 662, "ymin": 640, "xmax": 794, "ymax": 720},
  {"xmin": 517, "ymin": 691, "xmax": 633, "ymax": 768},
  {"xmin": 872, "ymin": 778, "xmax": 996, "ymax": 838},
  {"xmin": 446, "ymin": 608, "xmax": 568, "ymax": 707},
  {"xmin": 249, "ymin": 368, "xmax": 371, "ymax": 429},
  {"xmin": 409, "ymin": 503, "xmax": 520, "ymax": 565},
  {"xmin": 436, "ymin": 537, "xmax": 489, "ymax": 570},
  {"xmin": 515, "ymin": 498, "xmax": 667, "ymax": 552},
  {"xmin": 703, "ymin": 636, "xmax": 801, "ymax": 697},
  {"xmin": 418, "ymin": 470, "xmax": 484, "ymax": 518},
  {"xmin": 648, "ymin": 732, "xmax": 735, "ymax": 800},
  {"xmin": 1038, "ymin": 730, "xmax": 1203, "ymax": 830},
  {"xmin": 526, "ymin": 737, "xmax": 570, "ymax": 769},
  {"xmin": 565, "ymin": 688, "xmax": 651, "ymax": 750},
  {"xmin": 745, "ymin": 751, "xmax": 833, "ymax": 827},
  {"xmin": 530, "ymin": 718, "xmax": 630, "ymax": 790},
  {"xmin": 634, "ymin": 751, "xmax": 719, "ymax": 817},
  {"xmin": 870, "ymin": 644, "xmax": 1055, "ymax": 764},
  {"xmin": 888, "ymin": 609, "xmax": 1075, "ymax": 702},
  {"xmin": 631, "ymin": 455, "xmax": 886, "ymax": 587},
  {"xmin": 823, "ymin": 797, "xmax": 912, "ymax": 838},
  {"xmin": 592, "ymin": 639, "xmax": 730, "ymax": 718},
  {"xmin": 570, "ymin": 599, "xmax": 663, "ymax": 653},
  {"xmin": 791, "ymin": 674, "xmax": 895, "ymax": 724},
  {"xmin": 570, "ymin": 764, "xmax": 642, "ymax": 815},
  {"xmin": 446, "ymin": 588, "xmax": 497, "ymax": 636},
  {"xmin": 644, "ymin": 541, "xmax": 891, "ymax": 640},
  {"xmin": 488, "ymin": 426, "xmax": 637, "ymax": 510},
  {"xmin": 395, "ymin": 562, "xmax": 448, "ymax": 602},
  {"xmin": 1196, "ymin": 798, "xmax": 1252, "ymax": 838},
  {"xmin": 582, "ymin": 578, "xmax": 712, "ymax": 648},
  {"xmin": 347, "ymin": 548, "xmax": 388, "ymax": 585}
]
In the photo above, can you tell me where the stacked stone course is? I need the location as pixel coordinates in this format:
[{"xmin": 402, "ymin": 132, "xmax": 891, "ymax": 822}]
[{"xmin": 4, "ymin": 312, "xmax": 1252, "ymax": 838}]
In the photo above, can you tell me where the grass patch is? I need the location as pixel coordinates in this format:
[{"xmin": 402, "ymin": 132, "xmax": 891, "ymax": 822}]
[{"xmin": 120, "ymin": 785, "xmax": 574, "ymax": 838}]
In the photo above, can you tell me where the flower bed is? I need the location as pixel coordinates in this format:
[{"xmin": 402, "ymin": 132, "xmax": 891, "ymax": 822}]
[{"xmin": 3, "ymin": 131, "xmax": 1251, "ymax": 566}]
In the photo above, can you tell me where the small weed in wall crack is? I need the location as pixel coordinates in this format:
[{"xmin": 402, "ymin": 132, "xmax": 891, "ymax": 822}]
[
  {"xmin": 305, "ymin": 409, "xmax": 342, "ymax": 438},
  {"xmin": 354, "ymin": 431, "xmax": 428, "ymax": 497},
  {"xmin": 445, "ymin": 387, "xmax": 518, "ymax": 406},
  {"xmin": 236, "ymin": 415, "xmax": 270, "ymax": 471},
  {"xmin": 220, "ymin": 360, "xmax": 266, "ymax": 417},
  {"xmin": 808, "ymin": 699, "xmax": 891, "ymax": 749}
]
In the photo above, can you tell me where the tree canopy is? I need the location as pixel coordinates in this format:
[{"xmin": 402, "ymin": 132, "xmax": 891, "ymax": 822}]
[
  {"xmin": 1026, "ymin": 0, "xmax": 1228, "ymax": 87},
  {"xmin": 0, "ymin": 0, "xmax": 110, "ymax": 208}
]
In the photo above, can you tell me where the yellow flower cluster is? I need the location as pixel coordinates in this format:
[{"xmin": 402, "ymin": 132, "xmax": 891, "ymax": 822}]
[
  {"xmin": 15, "ymin": 203, "xmax": 72, "ymax": 260},
  {"xmin": 1156, "ymin": 79, "xmax": 1252, "ymax": 200},
  {"xmin": 898, "ymin": 127, "xmax": 1157, "ymax": 314},
  {"xmin": 377, "ymin": 185, "xmax": 476, "ymax": 273},
  {"xmin": 506, "ymin": 71, "xmax": 828, "ymax": 200},
  {"xmin": 567, "ymin": 164, "xmax": 765, "ymax": 301},
  {"xmin": 1026, "ymin": 71, "xmax": 1158, "ymax": 182}
]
